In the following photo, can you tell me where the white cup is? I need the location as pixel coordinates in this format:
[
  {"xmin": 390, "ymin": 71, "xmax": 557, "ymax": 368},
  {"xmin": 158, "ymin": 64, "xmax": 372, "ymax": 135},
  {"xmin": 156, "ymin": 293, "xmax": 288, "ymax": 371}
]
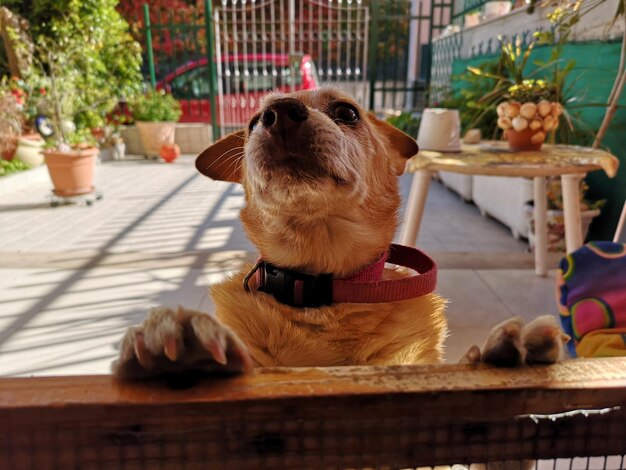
[{"xmin": 417, "ymin": 108, "xmax": 461, "ymax": 152}]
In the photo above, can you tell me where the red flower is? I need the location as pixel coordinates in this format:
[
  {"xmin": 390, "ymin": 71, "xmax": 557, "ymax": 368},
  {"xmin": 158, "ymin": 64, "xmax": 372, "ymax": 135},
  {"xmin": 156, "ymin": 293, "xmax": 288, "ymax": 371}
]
[
  {"xmin": 39, "ymin": 87, "xmax": 46, "ymax": 96},
  {"xmin": 10, "ymin": 90, "xmax": 24, "ymax": 106}
]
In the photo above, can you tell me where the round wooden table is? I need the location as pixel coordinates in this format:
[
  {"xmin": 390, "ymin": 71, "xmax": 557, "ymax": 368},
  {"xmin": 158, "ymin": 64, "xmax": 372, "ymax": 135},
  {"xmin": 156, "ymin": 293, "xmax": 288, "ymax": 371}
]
[{"xmin": 400, "ymin": 141, "xmax": 619, "ymax": 276}]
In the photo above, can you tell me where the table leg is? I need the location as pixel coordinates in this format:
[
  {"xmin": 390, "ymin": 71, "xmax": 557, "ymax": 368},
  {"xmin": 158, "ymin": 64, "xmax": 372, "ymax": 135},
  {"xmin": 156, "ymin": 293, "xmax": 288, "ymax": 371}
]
[
  {"xmin": 533, "ymin": 176, "xmax": 548, "ymax": 277},
  {"xmin": 561, "ymin": 174, "xmax": 584, "ymax": 253},
  {"xmin": 614, "ymin": 199, "xmax": 626, "ymax": 242},
  {"xmin": 400, "ymin": 170, "xmax": 432, "ymax": 246}
]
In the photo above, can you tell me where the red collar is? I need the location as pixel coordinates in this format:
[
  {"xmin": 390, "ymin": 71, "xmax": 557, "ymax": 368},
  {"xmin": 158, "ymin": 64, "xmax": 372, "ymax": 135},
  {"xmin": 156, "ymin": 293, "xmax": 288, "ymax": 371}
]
[{"xmin": 243, "ymin": 244, "xmax": 437, "ymax": 307}]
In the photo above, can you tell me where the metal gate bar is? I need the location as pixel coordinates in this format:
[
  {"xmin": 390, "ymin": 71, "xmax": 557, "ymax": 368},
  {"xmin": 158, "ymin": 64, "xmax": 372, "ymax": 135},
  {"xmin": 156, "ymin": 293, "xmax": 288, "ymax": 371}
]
[
  {"xmin": 368, "ymin": 0, "xmax": 453, "ymax": 115},
  {"xmin": 214, "ymin": 0, "xmax": 369, "ymax": 137}
]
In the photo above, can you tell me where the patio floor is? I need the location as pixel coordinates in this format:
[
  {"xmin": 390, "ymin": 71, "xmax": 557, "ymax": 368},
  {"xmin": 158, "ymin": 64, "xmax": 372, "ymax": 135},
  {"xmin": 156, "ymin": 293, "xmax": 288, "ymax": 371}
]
[{"xmin": 0, "ymin": 155, "xmax": 560, "ymax": 376}]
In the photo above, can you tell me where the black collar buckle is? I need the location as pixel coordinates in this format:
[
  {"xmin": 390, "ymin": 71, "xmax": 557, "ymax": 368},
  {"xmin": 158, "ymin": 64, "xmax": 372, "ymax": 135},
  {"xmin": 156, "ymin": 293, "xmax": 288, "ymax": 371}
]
[{"xmin": 257, "ymin": 262, "xmax": 333, "ymax": 308}]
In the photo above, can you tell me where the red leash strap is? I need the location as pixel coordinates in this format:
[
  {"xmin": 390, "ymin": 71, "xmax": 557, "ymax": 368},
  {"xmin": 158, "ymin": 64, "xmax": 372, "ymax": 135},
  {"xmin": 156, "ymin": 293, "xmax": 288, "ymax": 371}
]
[{"xmin": 333, "ymin": 244, "xmax": 437, "ymax": 303}]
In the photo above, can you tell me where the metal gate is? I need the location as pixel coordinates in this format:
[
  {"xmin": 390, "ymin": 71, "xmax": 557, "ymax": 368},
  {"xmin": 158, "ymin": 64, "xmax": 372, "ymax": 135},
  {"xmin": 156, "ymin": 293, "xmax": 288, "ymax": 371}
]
[
  {"xmin": 367, "ymin": 0, "xmax": 454, "ymax": 115},
  {"xmin": 214, "ymin": 0, "xmax": 370, "ymax": 136},
  {"xmin": 137, "ymin": 0, "xmax": 453, "ymax": 138}
]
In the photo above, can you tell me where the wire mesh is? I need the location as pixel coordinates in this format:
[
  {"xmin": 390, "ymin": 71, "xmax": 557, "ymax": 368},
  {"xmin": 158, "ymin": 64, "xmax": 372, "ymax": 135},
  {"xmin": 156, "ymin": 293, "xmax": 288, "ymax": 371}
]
[{"xmin": 2, "ymin": 398, "xmax": 626, "ymax": 469}]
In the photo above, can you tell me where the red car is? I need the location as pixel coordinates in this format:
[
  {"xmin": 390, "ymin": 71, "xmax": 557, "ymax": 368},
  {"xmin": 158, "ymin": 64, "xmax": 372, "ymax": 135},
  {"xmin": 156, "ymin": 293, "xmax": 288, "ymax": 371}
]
[{"xmin": 158, "ymin": 53, "xmax": 319, "ymax": 125}]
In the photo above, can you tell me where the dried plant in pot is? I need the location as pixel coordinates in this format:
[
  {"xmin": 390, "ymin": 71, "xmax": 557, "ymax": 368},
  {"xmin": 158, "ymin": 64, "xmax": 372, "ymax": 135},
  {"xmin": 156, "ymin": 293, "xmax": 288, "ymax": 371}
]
[
  {"xmin": 497, "ymin": 80, "xmax": 564, "ymax": 151},
  {"xmin": 25, "ymin": 38, "xmax": 101, "ymax": 197}
]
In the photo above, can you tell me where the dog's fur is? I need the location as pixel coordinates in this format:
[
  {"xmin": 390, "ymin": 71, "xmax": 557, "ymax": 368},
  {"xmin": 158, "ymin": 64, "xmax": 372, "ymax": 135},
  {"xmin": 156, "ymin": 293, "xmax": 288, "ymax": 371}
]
[{"xmin": 112, "ymin": 87, "xmax": 448, "ymax": 377}]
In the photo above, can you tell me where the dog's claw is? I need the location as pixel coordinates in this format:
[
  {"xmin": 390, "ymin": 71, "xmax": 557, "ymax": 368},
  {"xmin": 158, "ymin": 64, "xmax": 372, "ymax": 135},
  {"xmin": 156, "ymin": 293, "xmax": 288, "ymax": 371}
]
[
  {"xmin": 133, "ymin": 331, "xmax": 155, "ymax": 369},
  {"xmin": 233, "ymin": 339, "xmax": 254, "ymax": 373},
  {"xmin": 206, "ymin": 338, "xmax": 228, "ymax": 365},
  {"xmin": 191, "ymin": 314, "xmax": 229, "ymax": 365},
  {"xmin": 163, "ymin": 335, "xmax": 178, "ymax": 362},
  {"xmin": 113, "ymin": 307, "xmax": 253, "ymax": 379}
]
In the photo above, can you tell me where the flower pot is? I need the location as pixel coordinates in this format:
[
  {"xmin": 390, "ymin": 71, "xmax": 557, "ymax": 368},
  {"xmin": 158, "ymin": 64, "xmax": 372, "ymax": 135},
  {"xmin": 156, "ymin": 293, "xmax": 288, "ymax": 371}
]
[
  {"xmin": 524, "ymin": 203, "xmax": 601, "ymax": 252},
  {"xmin": 14, "ymin": 136, "xmax": 45, "ymax": 167},
  {"xmin": 43, "ymin": 147, "xmax": 99, "ymax": 197},
  {"xmin": 505, "ymin": 128, "xmax": 545, "ymax": 152},
  {"xmin": 497, "ymin": 100, "xmax": 563, "ymax": 152},
  {"xmin": 136, "ymin": 121, "xmax": 176, "ymax": 157},
  {"xmin": 99, "ymin": 147, "xmax": 114, "ymax": 162},
  {"xmin": 2, "ymin": 135, "xmax": 18, "ymax": 160},
  {"xmin": 464, "ymin": 12, "xmax": 480, "ymax": 27},
  {"xmin": 417, "ymin": 108, "xmax": 461, "ymax": 152}
]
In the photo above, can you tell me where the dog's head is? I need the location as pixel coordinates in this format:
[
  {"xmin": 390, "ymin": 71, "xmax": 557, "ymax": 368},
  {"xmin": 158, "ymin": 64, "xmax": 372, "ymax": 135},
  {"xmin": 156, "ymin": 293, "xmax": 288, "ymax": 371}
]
[{"xmin": 196, "ymin": 88, "xmax": 417, "ymax": 276}]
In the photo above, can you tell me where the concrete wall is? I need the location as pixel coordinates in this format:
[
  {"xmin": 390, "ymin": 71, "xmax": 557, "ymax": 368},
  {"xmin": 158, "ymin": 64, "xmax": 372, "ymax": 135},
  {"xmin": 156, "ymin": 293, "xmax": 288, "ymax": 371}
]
[
  {"xmin": 121, "ymin": 124, "xmax": 213, "ymax": 157},
  {"xmin": 457, "ymin": 0, "xmax": 623, "ymax": 58}
]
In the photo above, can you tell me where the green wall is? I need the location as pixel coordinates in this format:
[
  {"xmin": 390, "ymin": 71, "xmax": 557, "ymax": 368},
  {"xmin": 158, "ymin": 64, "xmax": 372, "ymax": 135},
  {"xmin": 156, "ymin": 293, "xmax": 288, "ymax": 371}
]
[{"xmin": 451, "ymin": 41, "xmax": 626, "ymax": 240}]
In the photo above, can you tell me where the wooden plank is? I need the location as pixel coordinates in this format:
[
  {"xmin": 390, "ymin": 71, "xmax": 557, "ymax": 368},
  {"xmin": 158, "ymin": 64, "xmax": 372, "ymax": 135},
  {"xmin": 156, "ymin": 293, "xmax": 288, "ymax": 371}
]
[{"xmin": 2, "ymin": 358, "xmax": 626, "ymax": 469}]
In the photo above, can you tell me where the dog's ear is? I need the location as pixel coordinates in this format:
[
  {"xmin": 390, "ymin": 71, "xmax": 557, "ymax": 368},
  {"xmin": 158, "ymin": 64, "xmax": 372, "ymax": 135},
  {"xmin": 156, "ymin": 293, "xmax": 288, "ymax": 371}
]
[
  {"xmin": 195, "ymin": 129, "xmax": 246, "ymax": 183},
  {"xmin": 367, "ymin": 112, "xmax": 419, "ymax": 174}
]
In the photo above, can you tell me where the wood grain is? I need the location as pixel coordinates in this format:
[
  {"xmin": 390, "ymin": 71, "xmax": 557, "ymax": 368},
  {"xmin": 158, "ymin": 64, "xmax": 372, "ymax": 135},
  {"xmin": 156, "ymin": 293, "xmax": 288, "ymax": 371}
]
[{"xmin": 2, "ymin": 358, "xmax": 626, "ymax": 469}]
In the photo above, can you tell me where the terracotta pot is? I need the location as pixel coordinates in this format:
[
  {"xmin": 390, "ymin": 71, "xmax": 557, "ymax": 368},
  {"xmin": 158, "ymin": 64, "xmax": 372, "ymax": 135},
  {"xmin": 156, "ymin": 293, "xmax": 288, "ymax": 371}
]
[
  {"xmin": 43, "ymin": 147, "xmax": 99, "ymax": 197},
  {"xmin": 505, "ymin": 128, "xmax": 545, "ymax": 152},
  {"xmin": 136, "ymin": 121, "xmax": 176, "ymax": 156}
]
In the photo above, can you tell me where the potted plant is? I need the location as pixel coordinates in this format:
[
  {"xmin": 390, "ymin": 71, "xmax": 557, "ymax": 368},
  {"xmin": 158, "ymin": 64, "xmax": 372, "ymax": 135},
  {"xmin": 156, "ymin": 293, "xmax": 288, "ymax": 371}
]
[
  {"xmin": 3, "ymin": 77, "xmax": 48, "ymax": 166},
  {"xmin": 82, "ymin": 112, "xmax": 126, "ymax": 162},
  {"xmin": 0, "ymin": 88, "xmax": 23, "ymax": 161},
  {"xmin": 26, "ymin": 37, "xmax": 100, "ymax": 197},
  {"xmin": 2, "ymin": 3, "xmax": 142, "ymax": 195},
  {"xmin": 525, "ymin": 178, "xmax": 605, "ymax": 252},
  {"xmin": 131, "ymin": 90, "xmax": 182, "ymax": 158},
  {"xmin": 459, "ymin": 26, "xmax": 575, "ymax": 151},
  {"xmin": 496, "ymin": 79, "xmax": 564, "ymax": 151}
]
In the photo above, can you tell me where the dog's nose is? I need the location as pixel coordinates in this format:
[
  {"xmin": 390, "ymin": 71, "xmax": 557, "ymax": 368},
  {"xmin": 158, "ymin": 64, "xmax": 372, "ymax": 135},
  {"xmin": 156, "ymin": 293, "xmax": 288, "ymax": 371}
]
[{"xmin": 261, "ymin": 98, "xmax": 308, "ymax": 134}]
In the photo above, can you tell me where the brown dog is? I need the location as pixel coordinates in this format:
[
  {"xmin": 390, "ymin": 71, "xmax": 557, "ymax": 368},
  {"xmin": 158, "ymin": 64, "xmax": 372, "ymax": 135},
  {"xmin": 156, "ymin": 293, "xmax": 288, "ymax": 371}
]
[{"xmin": 112, "ymin": 87, "xmax": 448, "ymax": 379}]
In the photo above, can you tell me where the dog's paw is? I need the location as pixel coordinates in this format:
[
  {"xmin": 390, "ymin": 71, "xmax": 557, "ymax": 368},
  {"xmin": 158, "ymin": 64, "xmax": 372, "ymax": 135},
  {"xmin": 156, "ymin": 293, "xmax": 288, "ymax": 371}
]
[
  {"xmin": 459, "ymin": 344, "xmax": 482, "ymax": 365},
  {"xmin": 522, "ymin": 315, "xmax": 570, "ymax": 365},
  {"xmin": 112, "ymin": 306, "xmax": 253, "ymax": 380},
  {"xmin": 481, "ymin": 316, "xmax": 525, "ymax": 367}
]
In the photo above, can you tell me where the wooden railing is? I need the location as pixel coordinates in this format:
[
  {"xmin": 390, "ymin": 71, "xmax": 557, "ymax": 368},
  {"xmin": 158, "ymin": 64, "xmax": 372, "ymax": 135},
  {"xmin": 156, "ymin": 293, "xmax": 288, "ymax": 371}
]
[{"xmin": 2, "ymin": 358, "xmax": 626, "ymax": 469}]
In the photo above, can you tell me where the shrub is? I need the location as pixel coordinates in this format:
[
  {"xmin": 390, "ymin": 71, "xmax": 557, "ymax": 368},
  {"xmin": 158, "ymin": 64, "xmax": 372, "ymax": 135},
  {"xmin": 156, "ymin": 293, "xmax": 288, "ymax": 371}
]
[
  {"xmin": 0, "ymin": 158, "xmax": 29, "ymax": 177},
  {"xmin": 386, "ymin": 112, "xmax": 421, "ymax": 138},
  {"xmin": 1, "ymin": 0, "xmax": 143, "ymax": 125},
  {"xmin": 131, "ymin": 90, "xmax": 182, "ymax": 122}
]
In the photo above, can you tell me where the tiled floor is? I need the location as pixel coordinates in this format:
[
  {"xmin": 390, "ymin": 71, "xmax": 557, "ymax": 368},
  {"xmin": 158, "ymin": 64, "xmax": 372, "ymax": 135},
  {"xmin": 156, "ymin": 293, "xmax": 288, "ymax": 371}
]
[{"xmin": 0, "ymin": 156, "xmax": 558, "ymax": 376}]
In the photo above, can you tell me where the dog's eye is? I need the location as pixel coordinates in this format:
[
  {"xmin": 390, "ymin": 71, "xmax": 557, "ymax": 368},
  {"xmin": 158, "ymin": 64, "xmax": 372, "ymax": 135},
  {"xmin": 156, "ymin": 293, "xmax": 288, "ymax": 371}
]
[
  {"xmin": 331, "ymin": 103, "xmax": 360, "ymax": 125},
  {"xmin": 248, "ymin": 115, "xmax": 261, "ymax": 133}
]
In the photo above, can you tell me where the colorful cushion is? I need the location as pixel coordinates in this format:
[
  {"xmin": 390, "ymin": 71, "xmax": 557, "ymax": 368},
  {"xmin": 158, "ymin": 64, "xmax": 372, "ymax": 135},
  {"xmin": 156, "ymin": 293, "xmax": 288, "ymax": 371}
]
[{"xmin": 557, "ymin": 241, "xmax": 626, "ymax": 357}]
